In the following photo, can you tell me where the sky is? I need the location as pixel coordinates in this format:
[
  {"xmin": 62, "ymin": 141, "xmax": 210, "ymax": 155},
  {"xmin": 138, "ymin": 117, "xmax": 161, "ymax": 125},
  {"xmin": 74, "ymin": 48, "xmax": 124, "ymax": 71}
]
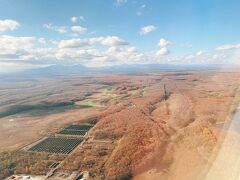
[{"xmin": 0, "ymin": 0, "xmax": 240, "ymax": 72}]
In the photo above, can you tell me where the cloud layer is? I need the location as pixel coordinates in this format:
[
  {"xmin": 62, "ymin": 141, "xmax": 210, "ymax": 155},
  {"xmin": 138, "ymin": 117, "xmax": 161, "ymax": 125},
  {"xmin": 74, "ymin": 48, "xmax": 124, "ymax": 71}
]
[
  {"xmin": 0, "ymin": 19, "xmax": 20, "ymax": 32},
  {"xmin": 216, "ymin": 44, "xmax": 240, "ymax": 51},
  {"xmin": 71, "ymin": 26, "xmax": 87, "ymax": 34},
  {"xmin": 0, "ymin": 16, "xmax": 239, "ymax": 71},
  {"xmin": 0, "ymin": 33, "xmax": 238, "ymax": 69}
]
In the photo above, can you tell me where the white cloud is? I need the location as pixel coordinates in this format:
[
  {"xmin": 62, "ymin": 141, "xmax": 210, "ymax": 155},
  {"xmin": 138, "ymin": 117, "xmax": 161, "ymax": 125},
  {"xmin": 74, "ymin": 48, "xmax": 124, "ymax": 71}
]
[
  {"xmin": 54, "ymin": 43, "xmax": 144, "ymax": 67},
  {"xmin": 38, "ymin": 38, "xmax": 46, "ymax": 44},
  {"xmin": 127, "ymin": 46, "xmax": 137, "ymax": 53},
  {"xmin": 58, "ymin": 36, "xmax": 129, "ymax": 49},
  {"xmin": 102, "ymin": 46, "xmax": 145, "ymax": 65},
  {"xmin": 158, "ymin": 38, "xmax": 171, "ymax": 47},
  {"xmin": 0, "ymin": 35, "xmax": 57, "ymax": 62},
  {"xmin": 58, "ymin": 39, "xmax": 91, "ymax": 48},
  {"xmin": 155, "ymin": 38, "xmax": 171, "ymax": 57},
  {"xmin": 43, "ymin": 23, "xmax": 67, "ymax": 34},
  {"xmin": 28, "ymin": 48, "xmax": 57, "ymax": 60},
  {"xmin": 0, "ymin": 19, "xmax": 20, "ymax": 32},
  {"xmin": 216, "ymin": 44, "xmax": 240, "ymax": 51},
  {"xmin": 0, "ymin": 34, "xmax": 155, "ymax": 68},
  {"xmin": 185, "ymin": 54, "xmax": 194, "ymax": 60},
  {"xmin": 141, "ymin": 4, "xmax": 146, "ymax": 8},
  {"xmin": 139, "ymin": 25, "xmax": 157, "ymax": 35},
  {"xmin": 196, "ymin": 50, "xmax": 206, "ymax": 56},
  {"xmin": 53, "ymin": 45, "xmax": 145, "ymax": 67},
  {"xmin": 57, "ymin": 27, "xmax": 67, "ymax": 33},
  {"xmin": 227, "ymin": 49, "xmax": 240, "ymax": 64},
  {"xmin": 71, "ymin": 26, "xmax": 87, "ymax": 34},
  {"xmin": 55, "ymin": 48, "xmax": 103, "ymax": 60},
  {"xmin": 100, "ymin": 36, "xmax": 129, "ymax": 46},
  {"xmin": 0, "ymin": 35, "xmax": 35, "ymax": 55},
  {"xmin": 155, "ymin": 47, "xmax": 170, "ymax": 57},
  {"xmin": 70, "ymin": 16, "xmax": 78, "ymax": 23},
  {"xmin": 70, "ymin": 16, "xmax": 85, "ymax": 23},
  {"xmin": 211, "ymin": 44, "xmax": 240, "ymax": 63},
  {"xmin": 177, "ymin": 50, "xmax": 231, "ymax": 64},
  {"xmin": 2, "ymin": 33, "xmax": 237, "ymax": 71},
  {"xmin": 212, "ymin": 54, "xmax": 227, "ymax": 61}
]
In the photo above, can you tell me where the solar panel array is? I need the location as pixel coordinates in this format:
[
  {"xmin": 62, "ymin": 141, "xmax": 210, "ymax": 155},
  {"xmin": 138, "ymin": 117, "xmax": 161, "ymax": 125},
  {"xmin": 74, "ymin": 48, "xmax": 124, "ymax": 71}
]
[
  {"xmin": 27, "ymin": 120, "xmax": 97, "ymax": 154},
  {"xmin": 59, "ymin": 129, "xmax": 87, "ymax": 136},
  {"xmin": 29, "ymin": 137, "xmax": 83, "ymax": 154},
  {"xmin": 58, "ymin": 124, "xmax": 93, "ymax": 136},
  {"xmin": 64, "ymin": 124, "xmax": 93, "ymax": 131}
]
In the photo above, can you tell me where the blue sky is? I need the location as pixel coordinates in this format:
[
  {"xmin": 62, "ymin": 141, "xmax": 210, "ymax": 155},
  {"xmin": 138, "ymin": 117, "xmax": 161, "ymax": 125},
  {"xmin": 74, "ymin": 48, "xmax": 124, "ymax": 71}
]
[{"xmin": 0, "ymin": 0, "xmax": 240, "ymax": 72}]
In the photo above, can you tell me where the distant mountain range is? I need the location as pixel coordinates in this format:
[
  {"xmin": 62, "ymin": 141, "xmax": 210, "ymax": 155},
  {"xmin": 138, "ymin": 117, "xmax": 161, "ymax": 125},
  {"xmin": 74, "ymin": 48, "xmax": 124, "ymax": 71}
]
[{"xmin": 1, "ymin": 64, "xmax": 225, "ymax": 77}]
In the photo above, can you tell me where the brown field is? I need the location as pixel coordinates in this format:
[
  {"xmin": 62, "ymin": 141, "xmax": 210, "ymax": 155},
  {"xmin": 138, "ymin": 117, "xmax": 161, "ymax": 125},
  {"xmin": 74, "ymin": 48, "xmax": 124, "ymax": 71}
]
[{"xmin": 0, "ymin": 69, "xmax": 239, "ymax": 179}]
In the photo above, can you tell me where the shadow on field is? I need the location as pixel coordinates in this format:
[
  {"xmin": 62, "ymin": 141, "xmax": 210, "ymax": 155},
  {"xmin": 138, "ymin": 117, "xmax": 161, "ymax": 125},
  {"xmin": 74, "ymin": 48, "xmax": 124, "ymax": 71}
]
[{"xmin": 0, "ymin": 101, "xmax": 90, "ymax": 118}]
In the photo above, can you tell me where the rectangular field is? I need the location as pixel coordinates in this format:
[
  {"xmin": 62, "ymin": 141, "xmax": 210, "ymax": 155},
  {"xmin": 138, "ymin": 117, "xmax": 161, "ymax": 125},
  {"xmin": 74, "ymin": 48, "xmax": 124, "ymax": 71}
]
[{"xmin": 28, "ymin": 137, "xmax": 83, "ymax": 154}]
